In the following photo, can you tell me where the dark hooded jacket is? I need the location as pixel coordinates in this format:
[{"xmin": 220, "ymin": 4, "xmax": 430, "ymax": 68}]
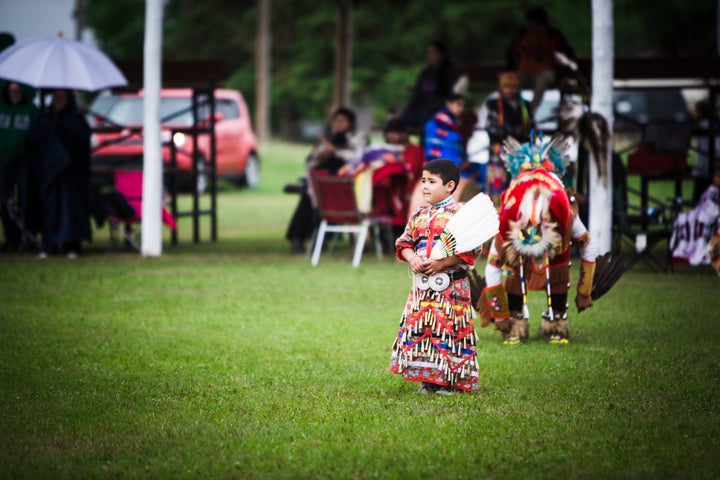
[{"xmin": 26, "ymin": 92, "xmax": 92, "ymax": 244}]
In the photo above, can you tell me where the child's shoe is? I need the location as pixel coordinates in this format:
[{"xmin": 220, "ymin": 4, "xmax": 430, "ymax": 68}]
[{"xmin": 417, "ymin": 382, "xmax": 440, "ymax": 395}]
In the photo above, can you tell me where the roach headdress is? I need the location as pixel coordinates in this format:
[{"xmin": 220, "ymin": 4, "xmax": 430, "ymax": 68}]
[{"xmin": 501, "ymin": 132, "xmax": 571, "ymax": 180}]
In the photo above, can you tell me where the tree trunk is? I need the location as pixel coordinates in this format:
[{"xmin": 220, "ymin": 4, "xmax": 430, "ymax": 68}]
[
  {"xmin": 72, "ymin": 0, "xmax": 85, "ymax": 41},
  {"xmin": 255, "ymin": 0, "xmax": 271, "ymax": 142},
  {"xmin": 589, "ymin": 0, "xmax": 614, "ymax": 253},
  {"xmin": 333, "ymin": 0, "xmax": 352, "ymax": 109}
]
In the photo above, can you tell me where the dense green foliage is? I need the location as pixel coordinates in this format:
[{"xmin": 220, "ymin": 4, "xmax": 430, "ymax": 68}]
[
  {"xmin": 84, "ymin": 0, "xmax": 718, "ymax": 131},
  {"xmin": 1, "ymin": 141, "xmax": 720, "ymax": 478}
]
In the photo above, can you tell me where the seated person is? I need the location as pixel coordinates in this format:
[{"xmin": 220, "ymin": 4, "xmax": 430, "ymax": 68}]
[
  {"xmin": 384, "ymin": 118, "xmax": 424, "ymax": 194},
  {"xmin": 285, "ymin": 107, "xmax": 367, "ymax": 254},
  {"xmin": 483, "ymin": 71, "xmax": 535, "ymax": 204},
  {"xmin": 671, "ymin": 166, "xmax": 720, "ymax": 267},
  {"xmin": 423, "ymin": 93, "xmax": 466, "ymax": 168},
  {"xmin": 506, "ymin": 6, "xmax": 577, "ymax": 112},
  {"xmin": 708, "ymin": 224, "xmax": 720, "ymax": 276},
  {"xmin": 411, "ymin": 93, "xmax": 473, "ymax": 209},
  {"xmin": 342, "ymin": 118, "xmax": 420, "ymax": 230}
]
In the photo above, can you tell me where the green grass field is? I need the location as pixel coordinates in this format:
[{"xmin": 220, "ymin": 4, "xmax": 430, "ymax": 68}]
[{"xmin": 1, "ymin": 141, "xmax": 719, "ymax": 479}]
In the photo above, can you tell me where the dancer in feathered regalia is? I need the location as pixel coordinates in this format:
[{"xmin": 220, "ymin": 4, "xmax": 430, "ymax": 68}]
[{"xmin": 471, "ymin": 134, "xmax": 612, "ymax": 345}]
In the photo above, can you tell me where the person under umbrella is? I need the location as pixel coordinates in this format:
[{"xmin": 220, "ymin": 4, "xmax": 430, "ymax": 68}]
[
  {"xmin": 0, "ymin": 81, "xmax": 39, "ymax": 252},
  {"xmin": 26, "ymin": 89, "xmax": 92, "ymax": 258}
]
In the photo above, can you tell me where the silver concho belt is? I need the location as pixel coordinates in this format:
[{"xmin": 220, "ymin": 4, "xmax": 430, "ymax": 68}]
[
  {"xmin": 414, "ymin": 270, "xmax": 468, "ymax": 292},
  {"xmin": 415, "ymin": 272, "xmax": 451, "ymax": 292}
]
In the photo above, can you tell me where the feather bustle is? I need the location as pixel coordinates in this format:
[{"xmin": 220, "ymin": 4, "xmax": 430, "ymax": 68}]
[
  {"xmin": 430, "ymin": 193, "xmax": 499, "ymax": 259},
  {"xmin": 591, "ymin": 252, "xmax": 627, "ymax": 300}
]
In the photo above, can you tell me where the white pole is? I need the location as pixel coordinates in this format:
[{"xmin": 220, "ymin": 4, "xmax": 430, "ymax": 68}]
[
  {"xmin": 589, "ymin": 0, "xmax": 614, "ymax": 253},
  {"xmin": 141, "ymin": 0, "xmax": 164, "ymax": 256}
]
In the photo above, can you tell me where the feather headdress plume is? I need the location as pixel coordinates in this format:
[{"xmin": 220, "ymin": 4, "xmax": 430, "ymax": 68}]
[
  {"xmin": 502, "ymin": 132, "xmax": 571, "ymax": 179},
  {"xmin": 430, "ymin": 192, "xmax": 499, "ymax": 260}
]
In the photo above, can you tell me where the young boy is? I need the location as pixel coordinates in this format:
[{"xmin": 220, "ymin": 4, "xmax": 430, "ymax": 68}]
[{"xmin": 390, "ymin": 159, "xmax": 482, "ymax": 395}]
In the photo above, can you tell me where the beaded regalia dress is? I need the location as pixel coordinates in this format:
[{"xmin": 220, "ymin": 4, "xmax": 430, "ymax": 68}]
[{"xmin": 390, "ymin": 197, "xmax": 481, "ymax": 392}]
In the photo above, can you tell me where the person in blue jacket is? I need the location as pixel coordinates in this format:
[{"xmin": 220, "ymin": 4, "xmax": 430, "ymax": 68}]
[
  {"xmin": 423, "ymin": 93, "xmax": 477, "ymax": 200},
  {"xmin": 424, "ymin": 93, "xmax": 466, "ymax": 165}
]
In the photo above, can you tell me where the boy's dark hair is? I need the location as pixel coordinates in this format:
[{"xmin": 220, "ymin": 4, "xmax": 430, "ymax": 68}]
[
  {"xmin": 424, "ymin": 159, "xmax": 460, "ymax": 193},
  {"xmin": 445, "ymin": 93, "xmax": 465, "ymax": 104}
]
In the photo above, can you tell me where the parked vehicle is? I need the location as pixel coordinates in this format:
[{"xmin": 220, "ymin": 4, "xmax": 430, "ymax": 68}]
[
  {"xmin": 468, "ymin": 88, "xmax": 692, "ymax": 165},
  {"xmin": 89, "ymin": 88, "xmax": 260, "ymax": 192},
  {"xmin": 475, "ymin": 88, "xmax": 692, "ymax": 133},
  {"xmin": 613, "ymin": 88, "xmax": 691, "ymax": 128}
]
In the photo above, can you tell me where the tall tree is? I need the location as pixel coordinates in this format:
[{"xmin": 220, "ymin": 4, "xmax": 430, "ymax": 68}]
[
  {"xmin": 255, "ymin": 0, "xmax": 271, "ymax": 142},
  {"xmin": 333, "ymin": 0, "xmax": 352, "ymax": 110}
]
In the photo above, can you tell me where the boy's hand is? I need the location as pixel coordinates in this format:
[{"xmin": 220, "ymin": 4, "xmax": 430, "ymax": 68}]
[
  {"xmin": 409, "ymin": 255, "xmax": 427, "ymax": 273},
  {"xmin": 421, "ymin": 259, "xmax": 444, "ymax": 275},
  {"xmin": 422, "ymin": 256, "xmax": 460, "ymax": 275}
]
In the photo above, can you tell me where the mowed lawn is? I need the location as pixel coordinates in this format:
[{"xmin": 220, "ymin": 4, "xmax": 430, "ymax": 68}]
[{"xmin": 1, "ymin": 141, "xmax": 719, "ymax": 479}]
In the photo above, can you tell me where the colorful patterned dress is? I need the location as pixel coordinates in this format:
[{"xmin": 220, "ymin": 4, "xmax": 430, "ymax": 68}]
[{"xmin": 390, "ymin": 197, "xmax": 480, "ymax": 392}]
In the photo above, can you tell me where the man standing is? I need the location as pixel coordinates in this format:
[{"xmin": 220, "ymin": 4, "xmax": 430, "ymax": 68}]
[{"xmin": 0, "ymin": 81, "xmax": 38, "ymax": 251}]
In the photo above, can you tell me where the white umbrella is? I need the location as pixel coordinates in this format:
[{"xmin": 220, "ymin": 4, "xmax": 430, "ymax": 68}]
[{"xmin": 0, "ymin": 36, "xmax": 128, "ymax": 92}]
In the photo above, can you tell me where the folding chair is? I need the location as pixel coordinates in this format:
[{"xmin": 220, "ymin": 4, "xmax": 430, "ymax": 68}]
[
  {"xmin": 108, "ymin": 170, "xmax": 177, "ymax": 251},
  {"xmin": 626, "ymin": 121, "xmax": 691, "ymax": 225},
  {"xmin": 612, "ymin": 157, "xmax": 675, "ymax": 273},
  {"xmin": 629, "ymin": 122, "xmax": 692, "ymax": 172},
  {"xmin": 309, "ymin": 170, "xmax": 393, "ymax": 268}
]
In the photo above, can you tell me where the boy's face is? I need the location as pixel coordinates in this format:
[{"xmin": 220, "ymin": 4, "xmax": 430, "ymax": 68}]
[
  {"xmin": 421, "ymin": 171, "xmax": 455, "ymax": 205},
  {"xmin": 447, "ymin": 99, "xmax": 465, "ymax": 117}
]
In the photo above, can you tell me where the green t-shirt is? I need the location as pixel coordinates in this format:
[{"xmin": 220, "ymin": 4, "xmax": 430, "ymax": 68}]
[{"xmin": 0, "ymin": 85, "xmax": 39, "ymax": 166}]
